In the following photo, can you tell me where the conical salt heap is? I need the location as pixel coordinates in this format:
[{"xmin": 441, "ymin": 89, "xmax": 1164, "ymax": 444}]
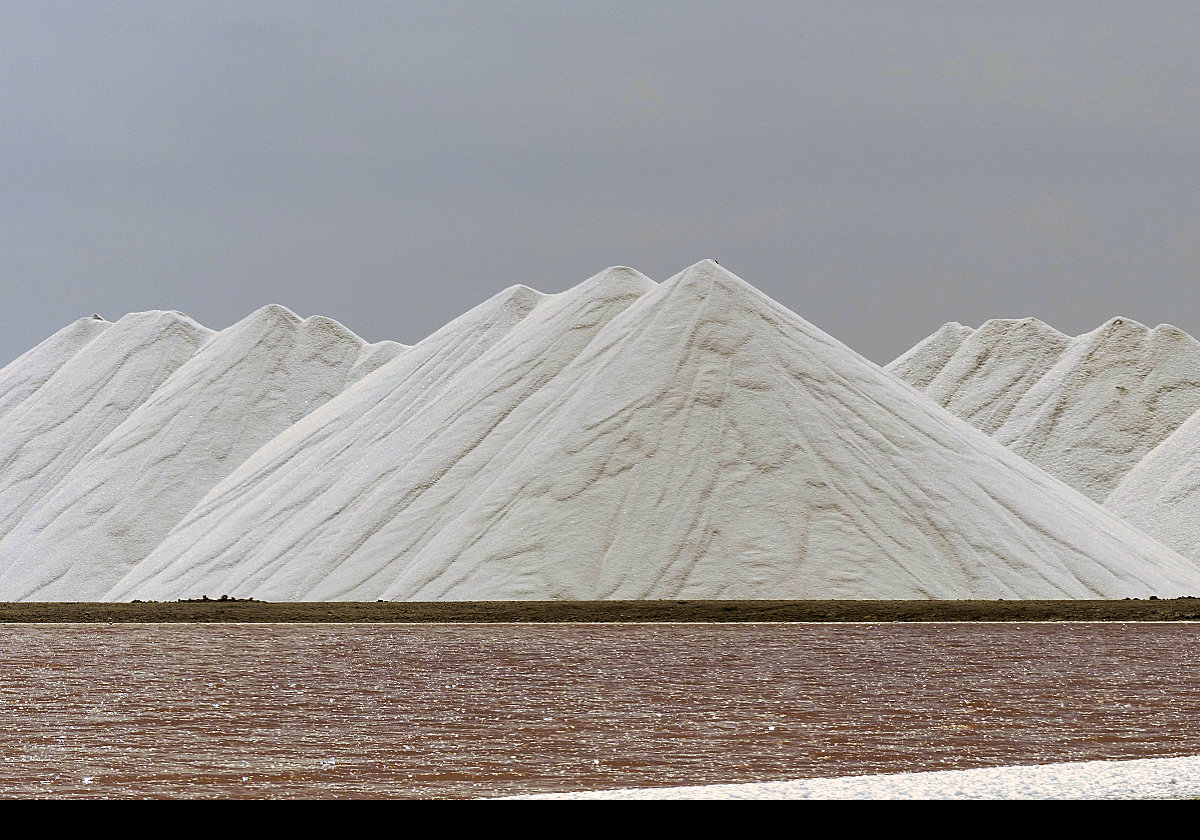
[
  {"xmin": 0, "ymin": 306, "xmax": 381, "ymax": 600},
  {"xmin": 0, "ymin": 311, "xmax": 213, "ymax": 542},
  {"xmin": 111, "ymin": 261, "xmax": 1200, "ymax": 602}
]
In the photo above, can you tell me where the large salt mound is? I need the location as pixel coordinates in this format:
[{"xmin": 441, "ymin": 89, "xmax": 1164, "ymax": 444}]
[
  {"xmin": 111, "ymin": 267, "xmax": 657, "ymax": 601},
  {"xmin": 0, "ymin": 314, "xmax": 111, "ymax": 422},
  {"xmin": 920, "ymin": 318, "xmax": 1070, "ymax": 435},
  {"xmin": 105, "ymin": 281, "xmax": 551, "ymax": 592},
  {"xmin": 883, "ymin": 321, "xmax": 973, "ymax": 390},
  {"xmin": 0, "ymin": 306, "xmax": 378, "ymax": 601},
  {"xmin": 1105, "ymin": 407, "xmax": 1200, "ymax": 561},
  {"xmin": 0, "ymin": 311, "xmax": 213, "ymax": 541},
  {"xmin": 992, "ymin": 318, "xmax": 1200, "ymax": 501},
  {"xmin": 115, "ymin": 261, "xmax": 1199, "ymax": 602}
]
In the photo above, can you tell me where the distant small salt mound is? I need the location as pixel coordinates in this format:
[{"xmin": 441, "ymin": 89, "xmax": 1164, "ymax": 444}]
[
  {"xmin": 0, "ymin": 311, "xmax": 213, "ymax": 542},
  {"xmin": 0, "ymin": 315, "xmax": 112, "ymax": 422},
  {"xmin": 923, "ymin": 318, "xmax": 1070, "ymax": 435},
  {"xmin": 884, "ymin": 322, "xmax": 973, "ymax": 390},
  {"xmin": 114, "ymin": 262, "xmax": 1200, "ymax": 602},
  {"xmin": 994, "ymin": 318, "xmax": 1200, "ymax": 501},
  {"xmin": 0, "ymin": 305, "xmax": 376, "ymax": 601},
  {"xmin": 1106, "ymin": 405, "xmax": 1200, "ymax": 562}
]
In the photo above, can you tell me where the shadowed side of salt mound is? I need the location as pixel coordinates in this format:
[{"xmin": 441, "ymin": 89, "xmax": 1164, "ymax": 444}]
[
  {"xmin": 111, "ymin": 268, "xmax": 658, "ymax": 602},
  {"xmin": 104, "ymin": 283, "xmax": 548, "ymax": 603},
  {"xmin": 125, "ymin": 262, "xmax": 1200, "ymax": 602},
  {"xmin": 0, "ymin": 305, "xmax": 377, "ymax": 601},
  {"xmin": 884, "ymin": 321, "xmax": 973, "ymax": 390},
  {"xmin": 0, "ymin": 311, "xmax": 213, "ymax": 542},
  {"xmin": 0, "ymin": 314, "xmax": 111, "ymax": 422},
  {"xmin": 347, "ymin": 339, "xmax": 410, "ymax": 382},
  {"xmin": 994, "ymin": 318, "xmax": 1200, "ymax": 502},
  {"xmin": 1106, "ymin": 406, "xmax": 1200, "ymax": 563},
  {"xmin": 919, "ymin": 318, "xmax": 1070, "ymax": 435}
]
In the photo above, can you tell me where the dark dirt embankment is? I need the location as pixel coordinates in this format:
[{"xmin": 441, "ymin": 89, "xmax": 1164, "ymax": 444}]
[{"xmin": 1, "ymin": 598, "xmax": 1199, "ymax": 623}]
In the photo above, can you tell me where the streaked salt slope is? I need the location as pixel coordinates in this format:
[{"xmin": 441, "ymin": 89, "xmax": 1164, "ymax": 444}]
[
  {"xmin": 890, "ymin": 317, "xmax": 1200, "ymax": 502},
  {"xmin": 116, "ymin": 261, "xmax": 1200, "ymax": 602},
  {"xmin": 883, "ymin": 321, "xmax": 973, "ymax": 391},
  {"xmin": 0, "ymin": 311, "xmax": 213, "ymax": 542},
  {"xmin": 0, "ymin": 314, "xmax": 111, "ymax": 422},
  {"xmin": 1106, "ymin": 408, "xmax": 1200, "ymax": 562},
  {"xmin": 0, "ymin": 306, "xmax": 380, "ymax": 601},
  {"xmin": 513, "ymin": 755, "xmax": 1200, "ymax": 799}
]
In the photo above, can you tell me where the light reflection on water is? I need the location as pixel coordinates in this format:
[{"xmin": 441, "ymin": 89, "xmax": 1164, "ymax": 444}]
[{"xmin": 1, "ymin": 622, "xmax": 1198, "ymax": 798}]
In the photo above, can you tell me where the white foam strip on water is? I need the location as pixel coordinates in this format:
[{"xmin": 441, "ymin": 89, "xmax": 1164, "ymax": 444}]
[{"xmin": 510, "ymin": 754, "xmax": 1200, "ymax": 799}]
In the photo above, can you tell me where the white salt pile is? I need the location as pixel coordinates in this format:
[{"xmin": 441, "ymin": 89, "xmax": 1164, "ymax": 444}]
[
  {"xmin": 891, "ymin": 317, "xmax": 1200, "ymax": 501},
  {"xmin": 110, "ymin": 267, "xmax": 657, "ymax": 601},
  {"xmin": 108, "ymin": 261, "xmax": 1200, "ymax": 602},
  {"xmin": 0, "ymin": 314, "xmax": 110, "ymax": 422},
  {"xmin": 511, "ymin": 754, "xmax": 1200, "ymax": 799},
  {"xmin": 0, "ymin": 311, "xmax": 213, "ymax": 542},
  {"xmin": 102, "ymin": 280, "xmax": 552, "ymax": 604},
  {"xmin": 0, "ymin": 306, "xmax": 379, "ymax": 601}
]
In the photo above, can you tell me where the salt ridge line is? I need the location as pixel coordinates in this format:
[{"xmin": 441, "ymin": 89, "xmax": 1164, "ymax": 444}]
[
  {"xmin": 0, "ymin": 314, "xmax": 111, "ymax": 422},
  {"xmin": 112, "ymin": 267, "xmax": 657, "ymax": 602},
  {"xmin": 122, "ymin": 261, "xmax": 1200, "ymax": 602},
  {"xmin": 0, "ymin": 305, "xmax": 381, "ymax": 601},
  {"xmin": 105, "ymin": 281, "xmax": 550, "ymax": 604},
  {"xmin": 0, "ymin": 310, "xmax": 214, "ymax": 542}
]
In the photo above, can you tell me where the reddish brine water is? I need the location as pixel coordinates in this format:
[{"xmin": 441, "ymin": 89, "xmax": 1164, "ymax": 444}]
[{"xmin": 1, "ymin": 623, "xmax": 1198, "ymax": 798}]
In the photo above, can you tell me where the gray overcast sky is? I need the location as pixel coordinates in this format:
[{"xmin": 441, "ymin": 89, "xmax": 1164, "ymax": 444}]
[{"xmin": 2, "ymin": 1, "xmax": 1199, "ymax": 367}]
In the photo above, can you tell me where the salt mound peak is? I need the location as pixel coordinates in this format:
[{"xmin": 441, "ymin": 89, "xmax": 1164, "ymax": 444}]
[
  {"xmin": 0, "ymin": 302, "xmax": 375, "ymax": 601},
  {"xmin": 115, "ymin": 260, "xmax": 1200, "ymax": 602},
  {"xmin": 992, "ymin": 314, "xmax": 1200, "ymax": 501},
  {"xmin": 0, "ymin": 314, "xmax": 113, "ymax": 422},
  {"xmin": 0, "ymin": 310, "xmax": 213, "ymax": 541}
]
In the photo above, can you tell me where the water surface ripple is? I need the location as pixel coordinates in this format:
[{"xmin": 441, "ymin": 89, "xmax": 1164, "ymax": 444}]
[{"xmin": 1, "ymin": 622, "xmax": 1198, "ymax": 798}]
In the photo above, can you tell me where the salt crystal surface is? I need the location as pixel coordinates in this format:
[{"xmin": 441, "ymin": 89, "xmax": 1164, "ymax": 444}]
[
  {"xmin": 515, "ymin": 754, "xmax": 1200, "ymax": 800},
  {"xmin": 113, "ymin": 261, "xmax": 1200, "ymax": 602}
]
